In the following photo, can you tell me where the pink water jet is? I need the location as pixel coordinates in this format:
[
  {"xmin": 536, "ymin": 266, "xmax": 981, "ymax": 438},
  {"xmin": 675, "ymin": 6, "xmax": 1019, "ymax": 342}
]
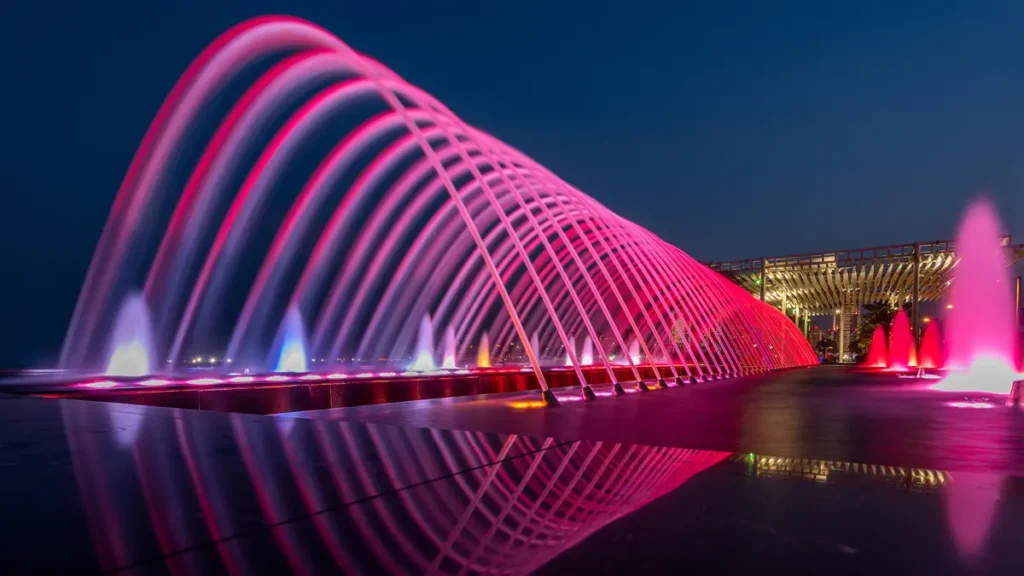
[
  {"xmin": 918, "ymin": 321, "xmax": 944, "ymax": 369},
  {"xmin": 887, "ymin": 309, "xmax": 916, "ymax": 371},
  {"xmin": 864, "ymin": 325, "xmax": 887, "ymax": 368},
  {"xmin": 936, "ymin": 198, "xmax": 1020, "ymax": 393}
]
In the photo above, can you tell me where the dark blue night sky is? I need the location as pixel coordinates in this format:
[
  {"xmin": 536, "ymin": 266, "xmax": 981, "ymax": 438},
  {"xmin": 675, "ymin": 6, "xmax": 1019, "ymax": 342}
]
[{"xmin": 4, "ymin": 1, "xmax": 1023, "ymax": 366}]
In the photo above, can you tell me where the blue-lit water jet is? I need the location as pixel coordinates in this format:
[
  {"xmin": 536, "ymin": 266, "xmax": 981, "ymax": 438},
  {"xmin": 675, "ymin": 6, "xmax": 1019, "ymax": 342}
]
[{"xmin": 105, "ymin": 293, "xmax": 154, "ymax": 377}]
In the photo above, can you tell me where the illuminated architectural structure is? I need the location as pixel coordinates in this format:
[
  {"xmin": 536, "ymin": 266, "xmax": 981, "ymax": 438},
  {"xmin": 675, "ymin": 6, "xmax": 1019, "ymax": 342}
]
[
  {"xmin": 709, "ymin": 239, "xmax": 1024, "ymax": 361},
  {"xmin": 740, "ymin": 453, "xmax": 949, "ymax": 491},
  {"xmin": 58, "ymin": 16, "xmax": 816, "ymax": 405}
]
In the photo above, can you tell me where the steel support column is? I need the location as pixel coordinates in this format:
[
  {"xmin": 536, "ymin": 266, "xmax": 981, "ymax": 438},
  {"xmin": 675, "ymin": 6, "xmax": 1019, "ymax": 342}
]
[
  {"xmin": 759, "ymin": 257, "xmax": 766, "ymax": 301},
  {"xmin": 912, "ymin": 242, "xmax": 921, "ymax": 344}
]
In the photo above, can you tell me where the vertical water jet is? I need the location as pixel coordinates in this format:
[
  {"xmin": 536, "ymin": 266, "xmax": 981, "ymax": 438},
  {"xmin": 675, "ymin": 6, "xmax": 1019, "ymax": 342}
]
[
  {"xmin": 441, "ymin": 326, "xmax": 457, "ymax": 369},
  {"xmin": 864, "ymin": 325, "xmax": 887, "ymax": 368},
  {"xmin": 410, "ymin": 314, "xmax": 436, "ymax": 371},
  {"xmin": 273, "ymin": 305, "xmax": 308, "ymax": 373},
  {"xmin": 105, "ymin": 293, "xmax": 155, "ymax": 377}
]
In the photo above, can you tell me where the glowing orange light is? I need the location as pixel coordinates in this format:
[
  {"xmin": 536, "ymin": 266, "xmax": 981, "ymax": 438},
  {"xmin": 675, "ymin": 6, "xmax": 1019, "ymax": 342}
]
[{"xmin": 509, "ymin": 400, "xmax": 546, "ymax": 409}]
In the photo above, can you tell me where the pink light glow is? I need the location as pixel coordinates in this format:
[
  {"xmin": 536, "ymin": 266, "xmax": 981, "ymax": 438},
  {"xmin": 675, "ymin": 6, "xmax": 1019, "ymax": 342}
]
[
  {"xmin": 229, "ymin": 376, "xmax": 254, "ymax": 383},
  {"xmin": 265, "ymin": 375, "xmax": 290, "ymax": 382},
  {"xmin": 378, "ymin": 371, "xmax": 397, "ymax": 377},
  {"xmin": 187, "ymin": 378, "xmax": 222, "ymax": 385},
  {"xmin": 356, "ymin": 373, "xmax": 374, "ymax": 378},
  {"xmin": 945, "ymin": 401, "xmax": 996, "ymax": 409},
  {"xmin": 84, "ymin": 380, "xmax": 118, "ymax": 389},
  {"xmin": 139, "ymin": 378, "xmax": 169, "ymax": 386},
  {"xmin": 919, "ymin": 321, "xmax": 944, "ymax": 369},
  {"xmin": 299, "ymin": 374, "xmax": 322, "ymax": 381},
  {"xmin": 864, "ymin": 325, "xmax": 887, "ymax": 368},
  {"xmin": 935, "ymin": 199, "xmax": 1019, "ymax": 394},
  {"xmin": 887, "ymin": 309, "xmax": 916, "ymax": 371},
  {"xmin": 326, "ymin": 373, "xmax": 347, "ymax": 379}
]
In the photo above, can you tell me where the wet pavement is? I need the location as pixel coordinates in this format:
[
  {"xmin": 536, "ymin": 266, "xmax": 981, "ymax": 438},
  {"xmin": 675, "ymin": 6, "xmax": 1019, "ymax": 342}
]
[
  {"xmin": 0, "ymin": 365, "xmax": 1021, "ymax": 574},
  {"xmin": 286, "ymin": 365, "xmax": 1024, "ymax": 475}
]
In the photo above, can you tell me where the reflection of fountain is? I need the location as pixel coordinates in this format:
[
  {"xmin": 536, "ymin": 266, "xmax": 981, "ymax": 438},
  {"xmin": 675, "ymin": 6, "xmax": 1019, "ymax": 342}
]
[
  {"xmin": 937, "ymin": 198, "xmax": 1020, "ymax": 393},
  {"xmin": 273, "ymin": 306, "xmax": 308, "ymax": 373},
  {"xmin": 887, "ymin": 309, "xmax": 916, "ymax": 371},
  {"xmin": 864, "ymin": 325, "xmax": 887, "ymax": 368},
  {"xmin": 105, "ymin": 293, "xmax": 155, "ymax": 377},
  {"xmin": 581, "ymin": 336, "xmax": 594, "ymax": 365},
  {"xmin": 919, "ymin": 321, "xmax": 943, "ymax": 369},
  {"xmin": 476, "ymin": 333, "xmax": 490, "ymax": 368},
  {"xmin": 441, "ymin": 326, "xmax": 457, "ymax": 369},
  {"xmin": 409, "ymin": 314, "xmax": 436, "ymax": 371}
]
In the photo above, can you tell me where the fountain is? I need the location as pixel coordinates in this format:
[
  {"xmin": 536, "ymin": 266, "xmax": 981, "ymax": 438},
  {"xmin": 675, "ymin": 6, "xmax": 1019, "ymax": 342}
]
[
  {"xmin": 564, "ymin": 336, "xmax": 576, "ymax": 367},
  {"xmin": 887, "ymin": 309, "xmax": 916, "ymax": 371},
  {"xmin": 476, "ymin": 333, "xmax": 491, "ymax": 368},
  {"xmin": 105, "ymin": 293, "xmax": 155, "ymax": 377},
  {"xmin": 441, "ymin": 326, "xmax": 457, "ymax": 369},
  {"xmin": 273, "ymin": 306, "xmax": 308, "ymax": 373},
  {"xmin": 409, "ymin": 314, "xmax": 436, "ymax": 372},
  {"xmin": 628, "ymin": 338, "xmax": 641, "ymax": 365},
  {"xmin": 937, "ymin": 198, "xmax": 1020, "ymax": 393},
  {"xmin": 51, "ymin": 16, "xmax": 816, "ymax": 393},
  {"xmin": 864, "ymin": 325, "xmax": 887, "ymax": 368},
  {"xmin": 918, "ymin": 321, "xmax": 943, "ymax": 369},
  {"xmin": 581, "ymin": 336, "xmax": 594, "ymax": 366},
  {"xmin": 530, "ymin": 333, "xmax": 541, "ymax": 365}
]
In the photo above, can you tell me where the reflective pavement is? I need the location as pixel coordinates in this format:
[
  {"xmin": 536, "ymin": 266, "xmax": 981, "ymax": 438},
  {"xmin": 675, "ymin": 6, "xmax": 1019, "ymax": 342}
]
[{"xmin": 0, "ymin": 365, "xmax": 1021, "ymax": 574}]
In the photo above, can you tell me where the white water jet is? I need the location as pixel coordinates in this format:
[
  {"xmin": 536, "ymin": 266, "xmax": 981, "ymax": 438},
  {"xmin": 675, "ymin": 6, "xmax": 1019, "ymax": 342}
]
[
  {"xmin": 581, "ymin": 336, "xmax": 594, "ymax": 365},
  {"xmin": 105, "ymin": 293, "xmax": 155, "ymax": 377},
  {"xmin": 274, "ymin": 305, "xmax": 309, "ymax": 373},
  {"xmin": 530, "ymin": 333, "xmax": 541, "ymax": 364},
  {"xmin": 441, "ymin": 325, "xmax": 457, "ymax": 369},
  {"xmin": 628, "ymin": 338, "xmax": 641, "ymax": 365},
  {"xmin": 409, "ymin": 314, "xmax": 437, "ymax": 371},
  {"xmin": 564, "ymin": 336, "xmax": 576, "ymax": 366}
]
